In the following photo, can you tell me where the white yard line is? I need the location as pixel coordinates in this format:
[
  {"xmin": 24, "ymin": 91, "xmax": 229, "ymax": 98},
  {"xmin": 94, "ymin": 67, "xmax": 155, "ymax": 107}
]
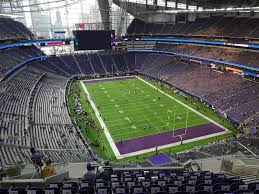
[
  {"xmin": 80, "ymin": 81, "xmax": 121, "ymax": 159},
  {"xmin": 81, "ymin": 77, "xmax": 230, "ymax": 159}
]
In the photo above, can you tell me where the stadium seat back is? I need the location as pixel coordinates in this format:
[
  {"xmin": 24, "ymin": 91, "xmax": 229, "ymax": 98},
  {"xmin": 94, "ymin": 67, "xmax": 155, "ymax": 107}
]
[
  {"xmin": 131, "ymin": 186, "xmax": 145, "ymax": 193},
  {"xmin": 96, "ymin": 187, "xmax": 111, "ymax": 194},
  {"xmin": 141, "ymin": 180, "xmax": 151, "ymax": 187},
  {"xmin": 171, "ymin": 180, "xmax": 182, "ymax": 186},
  {"xmin": 165, "ymin": 184, "xmax": 179, "ymax": 193},
  {"xmin": 149, "ymin": 185, "xmax": 161, "ymax": 194},
  {"xmin": 96, "ymin": 181, "xmax": 106, "ymax": 188},
  {"xmin": 44, "ymin": 188, "xmax": 59, "ymax": 194},
  {"xmin": 156, "ymin": 180, "xmax": 166, "ymax": 187},
  {"xmin": 126, "ymin": 181, "xmax": 136, "ymax": 188},
  {"xmin": 234, "ymin": 190, "xmax": 253, "ymax": 194},
  {"xmin": 27, "ymin": 188, "xmax": 42, "ymax": 194},
  {"xmin": 182, "ymin": 184, "xmax": 195, "ymax": 193},
  {"xmin": 113, "ymin": 186, "xmax": 127, "ymax": 194},
  {"xmin": 80, "ymin": 181, "xmax": 93, "ymax": 188},
  {"xmin": 111, "ymin": 180, "xmax": 121, "ymax": 187},
  {"xmin": 77, "ymin": 187, "xmax": 94, "ymax": 194},
  {"xmin": 0, "ymin": 188, "xmax": 8, "ymax": 194},
  {"xmin": 248, "ymin": 182, "xmax": 259, "ymax": 191}
]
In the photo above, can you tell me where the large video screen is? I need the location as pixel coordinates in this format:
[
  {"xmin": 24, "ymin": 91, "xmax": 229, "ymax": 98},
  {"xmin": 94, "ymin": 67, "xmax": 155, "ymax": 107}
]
[{"xmin": 73, "ymin": 30, "xmax": 114, "ymax": 50}]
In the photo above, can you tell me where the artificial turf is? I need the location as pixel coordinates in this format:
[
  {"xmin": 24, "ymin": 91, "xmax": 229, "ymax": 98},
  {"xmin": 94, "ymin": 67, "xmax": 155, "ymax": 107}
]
[{"xmin": 84, "ymin": 77, "xmax": 209, "ymax": 142}]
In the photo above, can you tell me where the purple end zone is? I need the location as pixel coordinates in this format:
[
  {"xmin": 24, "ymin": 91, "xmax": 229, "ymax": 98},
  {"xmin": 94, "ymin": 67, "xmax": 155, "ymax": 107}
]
[
  {"xmin": 83, "ymin": 76, "xmax": 136, "ymax": 83},
  {"xmin": 115, "ymin": 123, "xmax": 225, "ymax": 155}
]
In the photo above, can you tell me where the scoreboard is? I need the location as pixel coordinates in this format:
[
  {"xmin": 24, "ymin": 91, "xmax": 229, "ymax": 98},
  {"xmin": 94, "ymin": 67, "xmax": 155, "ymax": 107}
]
[{"xmin": 72, "ymin": 30, "xmax": 115, "ymax": 51}]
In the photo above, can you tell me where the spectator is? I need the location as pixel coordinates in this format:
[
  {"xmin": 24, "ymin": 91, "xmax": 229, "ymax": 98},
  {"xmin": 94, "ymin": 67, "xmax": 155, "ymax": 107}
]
[
  {"xmin": 96, "ymin": 166, "xmax": 109, "ymax": 183},
  {"xmin": 30, "ymin": 147, "xmax": 44, "ymax": 168},
  {"xmin": 40, "ymin": 158, "xmax": 56, "ymax": 178},
  {"xmin": 103, "ymin": 161, "xmax": 113, "ymax": 179},
  {"xmin": 82, "ymin": 163, "xmax": 96, "ymax": 183}
]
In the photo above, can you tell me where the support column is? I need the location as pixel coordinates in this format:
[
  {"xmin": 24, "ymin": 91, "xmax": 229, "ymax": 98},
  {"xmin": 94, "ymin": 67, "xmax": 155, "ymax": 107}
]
[
  {"xmin": 175, "ymin": 0, "xmax": 178, "ymax": 9},
  {"xmin": 97, "ymin": 0, "xmax": 110, "ymax": 30},
  {"xmin": 165, "ymin": 0, "xmax": 168, "ymax": 10}
]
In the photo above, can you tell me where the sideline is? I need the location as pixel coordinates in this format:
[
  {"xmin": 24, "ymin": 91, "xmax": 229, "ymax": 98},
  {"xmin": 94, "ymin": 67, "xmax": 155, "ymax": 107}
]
[{"xmin": 80, "ymin": 81, "xmax": 122, "ymax": 159}]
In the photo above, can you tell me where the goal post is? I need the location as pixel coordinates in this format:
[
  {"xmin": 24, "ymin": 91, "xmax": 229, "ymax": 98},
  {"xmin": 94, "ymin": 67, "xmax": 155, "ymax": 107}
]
[{"xmin": 172, "ymin": 110, "xmax": 189, "ymax": 142}]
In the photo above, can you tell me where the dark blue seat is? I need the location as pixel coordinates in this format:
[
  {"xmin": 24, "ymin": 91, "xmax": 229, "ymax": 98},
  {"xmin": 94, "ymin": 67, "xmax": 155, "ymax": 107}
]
[
  {"xmin": 164, "ymin": 184, "xmax": 179, "ymax": 193},
  {"xmin": 63, "ymin": 182, "xmax": 79, "ymax": 189},
  {"xmin": 174, "ymin": 192, "xmax": 190, "ymax": 194},
  {"xmin": 61, "ymin": 187, "xmax": 78, "ymax": 194},
  {"xmin": 27, "ymin": 188, "xmax": 43, "ymax": 194},
  {"xmin": 48, "ymin": 183, "xmax": 62, "ymax": 189},
  {"xmin": 96, "ymin": 186, "xmax": 111, "ymax": 194},
  {"xmin": 44, "ymin": 188, "xmax": 59, "ymax": 194},
  {"xmin": 113, "ymin": 186, "xmax": 128, "ymax": 194},
  {"xmin": 132, "ymin": 192, "xmax": 147, "ymax": 194},
  {"xmin": 95, "ymin": 180, "xmax": 107, "ymax": 189},
  {"xmin": 196, "ymin": 184, "xmax": 213, "ymax": 193},
  {"xmin": 148, "ymin": 185, "xmax": 162, "ymax": 194},
  {"xmin": 234, "ymin": 190, "xmax": 253, "ymax": 194},
  {"xmin": 194, "ymin": 191, "xmax": 210, "ymax": 194},
  {"xmin": 230, "ymin": 183, "xmax": 248, "ymax": 192},
  {"xmin": 111, "ymin": 181, "xmax": 122, "ymax": 188},
  {"xmin": 183, "ymin": 179, "xmax": 196, "ymax": 185},
  {"xmin": 214, "ymin": 190, "xmax": 233, "ymax": 194},
  {"xmin": 126, "ymin": 180, "xmax": 136, "ymax": 189},
  {"xmin": 156, "ymin": 179, "xmax": 167, "ymax": 187},
  {"xmin": 80, "ymin": 181, "xmax": 93, "ymax": 188},
  {"xmin": 77, "ymin": 187, "xmax": 95, "ymax": 194},
  {"xmin": 0, "ymin": 188, "xmax": 8, "ymax": 194},
  {"xmin": 140, "ymin": 180, "xmax": 151, "ymax": 187},
  {"xmin": 131, "ymin": 185, "xmax": 146, "ymax": 193},
  {"xmin": 248, "ymin": 182, "xmax": 259, "ymax": 191},
  {"xmin": 169, "ymin": 179, "xmax": 182, "ymax": 186},
  {"xmin": 181, "ymin": 184, "xmax": 195, "ymax": 193},
  {"xmin": 9, "ymin": 188, "xmax": 26, "ymax": 194},
  {"xmin": 213, "ymin": 183, "xmax": 230, "ymax": 192},
  {"xmin": 197, "ymin": 179, "xmax": 212, "ymax": 185}
]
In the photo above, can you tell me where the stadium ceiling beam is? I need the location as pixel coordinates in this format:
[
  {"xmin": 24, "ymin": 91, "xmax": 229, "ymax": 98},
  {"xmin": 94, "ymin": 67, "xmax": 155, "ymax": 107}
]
[
  {"xmin": 1, "ymin": 0, "xmax": 86, "ymax": 13},
  {"xmin": 145, "ymin": 6, "xmax": 259, "ymax": 14},
  {"xmin": 166, "ymin": 0, "xmax": 258, "ymax": 9},
  {"xmin": 0, "ymin": 0, "xmax": 80, "ymax": 9},
  {"xmin": 0, "ymin": 13, "xmax": 23, "ymax": 18},
  {"xmin": 97, "ymin": 0, "xmax": 110, "ymax": 30}
]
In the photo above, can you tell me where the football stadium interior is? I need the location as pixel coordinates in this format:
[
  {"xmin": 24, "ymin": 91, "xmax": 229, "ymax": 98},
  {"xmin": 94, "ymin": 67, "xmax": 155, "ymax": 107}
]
[{"xmin": 0, "ymin": 0, "xmax": 259, "ymax": 193}]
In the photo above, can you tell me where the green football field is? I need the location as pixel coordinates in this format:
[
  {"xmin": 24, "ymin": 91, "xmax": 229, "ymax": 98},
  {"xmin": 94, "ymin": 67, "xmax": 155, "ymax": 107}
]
[{"xmin": 84, "ymin": 77, "xmax": 209, "ymax": 142}]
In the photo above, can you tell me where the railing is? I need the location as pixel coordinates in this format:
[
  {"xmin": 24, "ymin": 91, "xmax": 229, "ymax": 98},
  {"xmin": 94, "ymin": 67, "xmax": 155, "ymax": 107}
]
[
  {"xmin": 220, "ymin": 155, "xmax": 259, "ymax": 182},
  {"xmin": 1, "ymin": 162, "xmax": 68, "ymax": 181}
]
